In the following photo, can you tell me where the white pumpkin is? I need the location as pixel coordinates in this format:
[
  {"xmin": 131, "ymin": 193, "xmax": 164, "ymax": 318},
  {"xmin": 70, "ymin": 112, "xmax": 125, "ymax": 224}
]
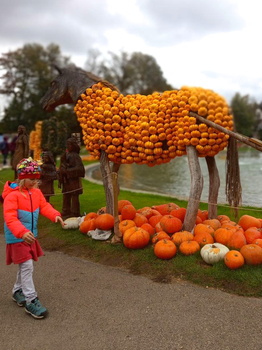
[
  {"xmin": 200, "ymin": 243, "xmax": 229, "ymax": 265},
  {"xmin": 63, "ymin": 217, "xmax": 81, "ymax": 230}
]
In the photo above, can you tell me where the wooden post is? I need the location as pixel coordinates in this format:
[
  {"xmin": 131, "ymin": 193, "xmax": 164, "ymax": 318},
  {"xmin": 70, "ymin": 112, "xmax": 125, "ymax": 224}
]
[
  {"xmin": 99, "ymin": 151, "xmax": 114, "ymax": 215},
  {"xmin": 205, "ymin": 156, "xmax": 220, "ymax": 218},
  {"xmin": 111, "ymin": 172, "xmax": 122, "ymax": 243},
  {"xmin": 183, "ymin": 145, "xmax": 203, "ymax": 232}
]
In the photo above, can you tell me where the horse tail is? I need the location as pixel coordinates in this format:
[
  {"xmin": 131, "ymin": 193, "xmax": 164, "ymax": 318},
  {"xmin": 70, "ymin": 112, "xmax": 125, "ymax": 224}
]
[{"xmin": 225, "ymin": 136, "xmax": 242, "ymax": 217}]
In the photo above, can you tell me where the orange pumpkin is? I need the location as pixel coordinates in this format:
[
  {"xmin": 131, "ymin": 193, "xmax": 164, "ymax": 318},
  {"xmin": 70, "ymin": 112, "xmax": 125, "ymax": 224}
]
[
  {"xmin": 179, "ymin": 240, "xmax": 200, "ymax": 255},
  {"xmin": 95, "ymin": 213, "xmax": 114, "ymax": 230},
  {"xmin": 148, "ymin": 214, "xmax": 162, "ymax": 228},
  {"xmin": 79, "ymin": 218, "xmax": 96, "ymax": 234},
  {"xmin": 170, "ymin": 207, "xmax": 187, "ymax": 222},
  {"xmin": 118, "ymin": 199, "xmax": 132, "ymax": 214},
  {"xmin": 203, "ymin": 219, "xmax": 221, "ymax": 231},
  {"xmin": 119, "ymin": 220, "xmax": 136, "ymax": 235},
  {"xmin": 171, "ymin": 230, "xmax": 194, "ymax": 246},
  {"xmin": 252, "ymin": 238, "xmax": 262, "ymax": 248},
  {"xmin": 159, "ymin": 215, "xmax": 182, "ymax": 234},
  {"xmin": 238, "ymin": 215, "xmax": 261, "ymax": 231},
  {"xmin": 151, "ymin": 231, "xmax": 171, "ymax": 244},
  {"xmin": 193, "ymin": 231, "xmax": 214, "ymax": 246},
  {"xmin": 197, "ymin": 209, "xmax": 209, "ymax": 222},
  {"xmin": 84, "ymin": 212, "xmax": 98, "ymax": 221},
  {"xmin": 140, "ymin": 223, "xmax": 155, "ymax": 236},
  {"xmin": 152, "ymin": 203, "xmax": 179, "ymax": 216},
  {"xmin": 137, "ymin": 207, "xmax": 154, "ymax": 219},
  {"xmin": 123, "ymin": 226, "xmax": 150, "ymax": 249},
  {"xmin": 121, "ymin": 204, "xmax": 137, "ymax": 220},
  {"xmin": 133, "ymin": 213, "xmax": 148, "ymax": 227},
  {"xmin": 227, "ymin": 231, "xmax": 247, "ymax": 250},
  {"xmin": 244, "ymin": 227, "xmax": 262, "ymax": 244},
  {"xmin": 217, "ymin": 214, "xmax": 230, "ymax": 223},
  {"xmin": 154, "ymin": 239, "xmax": 177, "ymax": 259},
  {"xmin": 240, "ymin": 244, "xmax": 262, "ymax": 265},
  {"xmin": 194, "ymin": 223, "xmax": 214, "ymax": 237},
  {"xmin": 213, "ymin": 227, "xmax": 233, "ymax": 246},
  {"xmin": 224, "ymin": 250, "xmax": 245, "ymax": 269}
]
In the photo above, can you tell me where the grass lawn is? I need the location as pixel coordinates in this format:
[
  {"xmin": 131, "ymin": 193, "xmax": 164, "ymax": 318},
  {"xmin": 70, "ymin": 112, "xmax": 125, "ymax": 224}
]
[{"xmin": 1, "ymin": 165, "xmax": 262, "ymax": 297}]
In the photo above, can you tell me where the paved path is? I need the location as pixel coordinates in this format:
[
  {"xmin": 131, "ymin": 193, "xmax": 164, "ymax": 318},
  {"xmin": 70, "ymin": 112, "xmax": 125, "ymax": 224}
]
[{"xmin": 0, "ymin": 233, "xmax": 262, "ymax": 350}]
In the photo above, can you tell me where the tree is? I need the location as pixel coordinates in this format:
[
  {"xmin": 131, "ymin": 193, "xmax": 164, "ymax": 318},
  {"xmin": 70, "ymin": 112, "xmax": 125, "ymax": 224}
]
[
  {"xmin": 0, "ymin": 43, "xmax": 77, "ymax": 133},
  {"xmin": 230, "ymin": 93, "xmax": 257, "ymax": 137},
  {"xmin": 85, "ymin": 50, "xmax": 174, "ymax": 95}
]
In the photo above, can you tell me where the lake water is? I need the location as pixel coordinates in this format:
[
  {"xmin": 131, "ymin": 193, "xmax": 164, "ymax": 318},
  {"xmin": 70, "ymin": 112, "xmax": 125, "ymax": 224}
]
[{"xmin": 86, "ymin": 149, "xmax": 262, "ymax": 208}]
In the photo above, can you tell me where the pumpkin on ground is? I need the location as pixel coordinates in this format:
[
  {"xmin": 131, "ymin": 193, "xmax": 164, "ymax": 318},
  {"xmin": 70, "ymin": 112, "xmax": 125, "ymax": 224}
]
[
  {"xmin": 133, "ymin": 213, "xmax": 148, "ymax": 227},
  {"xmin": 152, "ymin": 203, "xmax": 179, "ymax": 216},
  {"xmin": 159, "ymin": 215, "xmax": 182, "ymax": 234},
  {"xmin": 194, "ymin": 223, "xmax": 215, "ymax": 237},
  {"xmin": 238, "ymin": 215, "xmax": 261, "ymax": 231},
  {"xmin": 171, "ymin": 230, "xmax": 194, "ymax": 246},
  {"xmin": 179, "ymin": 240, "xmax": 200, "ymax": 255},
  {"xmin": 95, "ymin": 213, "xmax": 114, "ymax": 231},
  {"xmin": 119, "ymin": 220, "xmax": 136, "ymax": 236},
  {"xmin": 193, "ymin": 231, "xmax": 214, "ymax": 246},
  {"xmin": 227, "ymin": 231, "xmax": 247, "ymax": 250},
  {"xmin": 213, "ymin": 227, "xmax": 233, "ymax": 246},
  {"xmin": 79, "ymin": 218, "xmax": 96, "ymax": 234},
  {"xmin": 200, "ymin": 243, "xmax": 229, "ymax": 264},
  {"xmin": 63, "ymin": 217, "xmax": 81, "ymax": 229},
  {"xmin": 84, "ymin": 212, "xmax": 98, "ymax": 221},
  {"xmin": 123, "ymin": 226, "xmax": 150, "ymax": 249},
  {"xmin": 154, "ymin": 239, "xmax": 177, "ymax": 260},
  {"xmin": 240, "ymin": 244, "xmax": 262, "ymax": 265},
  {"xmin": 121, "ymin": 204, "xmax": 137, "ymax": 220},
  {"xmin": 202, "ymin": 219, "xmax": 221, "ymax": 231},
  {"xmin": 151, "ymin": 231, "xmax": 171, "ymax": 244},
  {"xmin": 244, "ymin": 227, "xmax": 262, "ymax": 244},
  {"xmin": 118, "ymin": 199, "xmax": 132, "ymax": 214},
  {"xmin": 140, "ymin": 223, "xmax": 155, "ymax": 236},
  {"xmin": 224, "ymin": 250, "xmax": 245, "ymax": 269}
]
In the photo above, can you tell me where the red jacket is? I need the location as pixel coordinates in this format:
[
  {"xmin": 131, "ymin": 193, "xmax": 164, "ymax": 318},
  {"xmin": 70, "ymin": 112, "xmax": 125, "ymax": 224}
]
[{"xmin": 2, "ymin": 181, "xmax": 61, "ymax": 244}]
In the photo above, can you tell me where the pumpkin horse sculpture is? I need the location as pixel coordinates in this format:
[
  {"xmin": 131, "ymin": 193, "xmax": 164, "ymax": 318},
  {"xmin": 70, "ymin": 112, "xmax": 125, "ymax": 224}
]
[{"xmin": 41, "ymin": 66, "xmax": 262, "ymax": 241}]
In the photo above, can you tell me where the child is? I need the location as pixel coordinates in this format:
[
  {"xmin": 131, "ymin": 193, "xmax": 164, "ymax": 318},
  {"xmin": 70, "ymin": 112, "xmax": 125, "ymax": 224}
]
[{"xmin": 2, "ymin": 157, "xmax": 64, "ymax": 319}]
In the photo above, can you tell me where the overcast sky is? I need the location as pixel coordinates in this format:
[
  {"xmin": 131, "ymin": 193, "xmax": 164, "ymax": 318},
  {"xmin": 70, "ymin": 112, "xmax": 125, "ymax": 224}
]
[{"xmin": 0, "ymin": 0, "xmax": 262, "ymax": 114}]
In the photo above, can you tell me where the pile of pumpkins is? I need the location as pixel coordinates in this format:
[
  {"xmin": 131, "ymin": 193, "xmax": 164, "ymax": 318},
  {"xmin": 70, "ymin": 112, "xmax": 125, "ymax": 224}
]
[{"xmin": 79, "ymin": 199, "xmax": 262, "ymax": 270}]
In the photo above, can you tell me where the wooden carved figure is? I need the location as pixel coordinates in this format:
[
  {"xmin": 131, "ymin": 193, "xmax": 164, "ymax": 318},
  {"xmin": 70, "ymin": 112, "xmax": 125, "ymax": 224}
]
[
  {"xmin": 39, "ymin": 151, "xmax": 57, "ymax": 202},
  {"xmin": 11, "ymin": 125, "xmax": 29, "ymax": 179},
  {"xmin": 58, "ymin": 137, "xmax": 85, "ymax": 218}
]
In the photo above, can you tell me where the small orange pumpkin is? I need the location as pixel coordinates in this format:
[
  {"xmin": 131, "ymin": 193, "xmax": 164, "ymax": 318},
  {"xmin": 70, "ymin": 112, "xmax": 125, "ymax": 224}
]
[
  {"xmin": 79, "ymin": 218, "xmax": 96, "ymax": 234},
  {"xmin": 140, "ymin": 223, "xmax": 155, "ymax": 236},
  {"xmin": 240, "ymin": 244, "xmax": 262, "ymax": 265},
  {"xmin": 244, "ymin": 227, "xmax": 262, "ymax": 244},
  {"xmin": 118, "ymin": 199, "xmax": 132, "ymax": 214},
  {"xmin": 119, "ymin": 220, "xmax": 136, "ymax": 236},
  {"xmin": 213, "ymin": 227, "xmax": 233, "ymax": 246},
  {"xmin": 154, "ymin": 239, "xmax": 177, "ymax": 259},
  {"xmin": 121, "ymin": 204, "xmax": 137, "ymax": 220},
  {"xmin": 224, "ymin": 250, "xmax": 245, "ymax": 269},
  {"xmin": 194, "ymin": 223, "xmax": 214, "ymax": 237},
  {"xmin": 84, "ymin": 212, "xmax": 98, "ymax": 221},
  {"xmin": 159, "ymin": 215, "xmax": 182, "ymax": 234},
  {"xmin": 133, "ymin": 213, "xmax": 148, "ymax": 227},
  {"xmin": 171, "ymin": 230, "xmax": 194, "ymax": 246},
  {"xmin": 227, "ymin": 231, "xmax": 247, "ymax": 250},
  {"xmin": 238, "ymin": 215, "xmax": 261, "ymax": 231},
  {"xmin": 179, "ymin": 240, "xmax": 200, "ymax": 255},
  {"xmin": 151, "ymin": 231, "xmax": 171, "ymax": 244},
  {"xmin": 95, "ymin": 213, "xmax": 114, "ymax": 231},
  {"xmin": 123, "ymin": 226, "xmax": 150, "ymax": 249},
  {"xmin": 193, "ymin": 231, "xmax": 214, "ymax": 246}
]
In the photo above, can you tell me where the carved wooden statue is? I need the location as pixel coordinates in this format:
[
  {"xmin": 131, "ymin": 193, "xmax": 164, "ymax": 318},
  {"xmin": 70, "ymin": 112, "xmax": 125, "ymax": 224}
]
[
  {"xmin": 39, "ymin": 151, "xmax": 57, "ymax": 202},
  {"xmin": 58, "ymin": 137, "xmax": 85, "ymax": 218},
  {"xmin": 11, "ymin": 125, "xmax": 29, "ymax": 179}
]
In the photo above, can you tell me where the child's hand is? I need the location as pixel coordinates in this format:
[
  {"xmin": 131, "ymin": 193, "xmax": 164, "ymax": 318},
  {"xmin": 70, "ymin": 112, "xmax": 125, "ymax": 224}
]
[
  {"xmin": 55, "ymin": 216, "xmax": 64, "ymax": 227},
  {"xmin": 22, "ymin": 232, "xmax": 36, "ymax": 244}
]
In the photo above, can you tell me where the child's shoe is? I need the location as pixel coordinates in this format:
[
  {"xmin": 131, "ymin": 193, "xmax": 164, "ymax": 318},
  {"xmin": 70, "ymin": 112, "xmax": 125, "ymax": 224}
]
[
  {"xmin": 12, "ymin": 289, "xmax": 26, "ymax": 307},
  {"xmin": 25, "ymin": 298, "xmax": 47, "ymax": 319}
]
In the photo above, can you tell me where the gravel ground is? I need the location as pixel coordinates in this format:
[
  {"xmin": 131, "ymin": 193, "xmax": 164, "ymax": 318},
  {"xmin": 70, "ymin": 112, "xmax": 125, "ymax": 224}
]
[{"xmin": 1, "ymin": 233, "xmax": 262, "ymax": 350}]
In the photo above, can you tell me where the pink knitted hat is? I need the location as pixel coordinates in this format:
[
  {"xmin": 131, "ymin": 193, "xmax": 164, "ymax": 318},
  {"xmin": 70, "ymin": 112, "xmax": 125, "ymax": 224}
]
[{"xmin": 16, "ymin": 157, "xmax": 41, "ymax": 179}]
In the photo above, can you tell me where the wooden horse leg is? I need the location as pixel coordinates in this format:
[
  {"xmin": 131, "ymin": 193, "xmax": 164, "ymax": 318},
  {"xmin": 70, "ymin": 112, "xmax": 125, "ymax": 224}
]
[
  {"xmin": 99, "ymin": 151, "xmax": 121, "ymax": 242},
  {"xmin": 205, "ymin": 156, "xmax": 220, "ymax": 219},
  {"xmin": 183, "ymin": 145, "xmax": 203, "ymax": 232}
]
